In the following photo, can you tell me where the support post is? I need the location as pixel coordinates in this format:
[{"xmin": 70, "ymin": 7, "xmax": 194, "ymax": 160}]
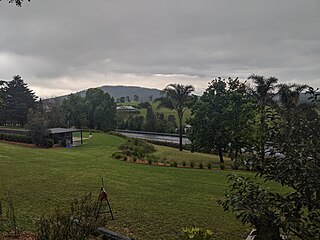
[{"xmin": 81, "ymin": 131, "xmax": 83, "ymax": 145}]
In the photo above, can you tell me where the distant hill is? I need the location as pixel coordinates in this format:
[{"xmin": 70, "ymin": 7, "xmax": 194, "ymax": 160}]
[{"xmin": 46, "ymin": 85, "xmax": 163, "ymax": 102}]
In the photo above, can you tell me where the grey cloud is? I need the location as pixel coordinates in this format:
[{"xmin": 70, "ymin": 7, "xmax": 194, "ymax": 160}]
[{"xmin": 0, "ymin": 0, "xmax": 319, "ymax": 97}]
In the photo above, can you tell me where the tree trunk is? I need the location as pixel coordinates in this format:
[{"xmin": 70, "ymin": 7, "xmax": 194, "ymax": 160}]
[
  {"xmin": 179, "ymin": 117, "xmax": 183, "ymax": 151},
  {"xmin": 218, "ymin": 148, "xmax": 224, "ymax": 163}
]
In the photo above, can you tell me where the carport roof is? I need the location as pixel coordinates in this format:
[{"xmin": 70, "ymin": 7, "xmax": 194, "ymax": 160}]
[{"xmin": 49, "ymin": 128, "xmax": 82, "ymax": 134}]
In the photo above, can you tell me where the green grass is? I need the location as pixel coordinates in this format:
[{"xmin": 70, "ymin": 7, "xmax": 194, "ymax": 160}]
[
  {"xmin": 151, "ymin": 145, "xmax": 231, "ymax": 168},
  {"xmin": 0, "ymin": 133, "xmax": 283, "ymax": 239}
]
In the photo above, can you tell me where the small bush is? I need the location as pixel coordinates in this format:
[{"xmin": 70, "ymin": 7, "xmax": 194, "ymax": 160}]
[
  {"xmin": 199, "ymin": 162, "xmax": 204, "ymax": 169},
  {"xmin": 190, "ymin": 161, "xmax": 195, "ymax": 168},
  {"xmin": 219, "ymin": 164, "xmax": 225, "ymax": 170},
  {"xmin": 133, "ymin": 156, "xmax": 137, "ymax": 162},
  {"xmin": 148, "ymin": 159, "xmax": 152, "ymax": 165},
  {"xmin": 120, "ymin": 138, "xmax": 156, "ymax": 158},
  {"xmin": 36, "ymin": 193, "xmax": 107, "ymax": 240},
  {"xmin": 181, "ymin": 227, "xmax": 213, "ymax": 240},
  {"xmin": 182, "ymin": 161, "xmax": 187, "ymax": 167},
  {"xmin": 172, "ymin": 161, "xmax": 178, "ymax": 167},
  {"xmin": 123, "ymin": 156, "xmax": 128, "ymax": 161},
  {"xmin": 206, "ymin": 162, "xmax": 212, "ymax": 169}
]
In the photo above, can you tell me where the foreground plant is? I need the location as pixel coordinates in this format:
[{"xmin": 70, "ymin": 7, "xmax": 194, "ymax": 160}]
[
  {"xmin": 36, "ymin": 193, "xmax": 107, "ymax": 240},
  {"xmin": 219, "ymin": 87, "xmax": 320, "ymax": 239},
  {"xmin": 181, "ymin": 227, "xmax": 213, "ymax": 240}
]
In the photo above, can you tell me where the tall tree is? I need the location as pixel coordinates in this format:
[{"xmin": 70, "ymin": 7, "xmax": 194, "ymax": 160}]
[
  {"xmin": 62, "ymin": 94, "xmax": 88, "ymax": 128},
  {"xmin": 156, "ymin": 83, "xmax": 194, "ymax": 151},
  {"xmin": 189, "ymin": 77, "xmax": 253, "ymax": 163},
  {"xmin": 220, "ymin": 88, "xmax": 320, "ymax": 240},
  {"xmin": 85, "ymin": 88, "xmax": 105, "ymax": 129},
  {"xmin": 4, "ymin": 75, "xmax": 37, "ymax": 126},
  {"xmin": 44, "ymin": 98, "xmax": 67, "ymax": 128},
  {"xmin": 144, "ymin": 106, "xmax": 156, "ymax": 132},
  {"xmin": 249, "ymin": 74, "xmax": 278, "ymax": 161}
]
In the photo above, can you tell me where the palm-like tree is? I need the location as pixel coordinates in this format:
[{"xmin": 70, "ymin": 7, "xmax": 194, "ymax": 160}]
[
  {"xmin": 249, "ymin": 75, "xmax": 278, "ymax": 160},
  {"xmin": 156, "ymin": 83, "xmax": 194, "ymax": 151}
]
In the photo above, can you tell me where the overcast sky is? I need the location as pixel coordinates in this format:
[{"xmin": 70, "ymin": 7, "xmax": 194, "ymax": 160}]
[{"xmin": 0, "ymin": 0, "xmax": 319, "ymax": 97}]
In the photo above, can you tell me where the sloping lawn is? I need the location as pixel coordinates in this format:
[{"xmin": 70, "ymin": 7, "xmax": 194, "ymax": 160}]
[
  {"xmin": 151, "ymin": 144, "xmax": 231, "ymax": 168},
  {"xmin": 0, "ymin": 133, "xmax": 281, "ymax": 239}
]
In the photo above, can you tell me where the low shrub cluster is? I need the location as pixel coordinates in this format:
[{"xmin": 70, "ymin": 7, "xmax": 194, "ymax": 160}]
[
  {"xmin": 119, "ymin": 138, "xmax": 156, "ymax": 158},
  {"xmin": 0, "ymin": 133, "xmax": 32, "ymax": 144},
  {"xmin": 181, "ymin": 227, "xmax": 213, "ymax": 240}
]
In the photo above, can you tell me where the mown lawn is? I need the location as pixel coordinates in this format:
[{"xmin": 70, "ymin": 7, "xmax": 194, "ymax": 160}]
[
  {"xmin": 0, "ymin": 133, "xmax": 281, "ymax": 239},
  {"xmin": 151, "ymin": 144, "xmax": 231, "ymax": 168}
]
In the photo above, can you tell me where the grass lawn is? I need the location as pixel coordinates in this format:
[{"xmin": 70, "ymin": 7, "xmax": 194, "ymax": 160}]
[
  {"xmin": 0, "ymin": 133, "xmax": 282, "ymax": 240},
  {"xmin": 150, "ymin": 144, "xmax": 231, "ymax": 168}
]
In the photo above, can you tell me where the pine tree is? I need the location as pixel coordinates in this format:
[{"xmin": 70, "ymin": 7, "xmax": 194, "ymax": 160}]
[{"xmin": 4, "ymin": 75, "xmax": 37, "ymax": 126}]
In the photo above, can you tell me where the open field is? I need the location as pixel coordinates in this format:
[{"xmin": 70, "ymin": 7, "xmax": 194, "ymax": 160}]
[
  {"xmin": 117, "ymin": 101, "xmax": 191, "ymax": 124},
  {"xmin": 0, "ymin": 133, "xmax": 283, "ymax": 239}
]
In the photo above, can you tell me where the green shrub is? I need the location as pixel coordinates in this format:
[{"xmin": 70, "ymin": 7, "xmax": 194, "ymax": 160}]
[
  {"xmin": 206, "ymin": 162, "xmax": 212, "ymax": 169},
  {"xmin": 123, "ymin": 156, "xmax": 128, "ymax": 161},
  {"xmin": 133, "ymin": 156, "xmax": 137, "ymax": 162},
  {"xmin": 219, "ymin": 164, "xmax": 225, "ymax": 170},
  {"xmin": 0, "ymin": 133, "xmax": 32, "ymax": 144},
  {"xmin": 148, "ymin": 159, "xmax": 152, "ymax": 165},
  {"xmin": 120, "ymin": 138, "xmax": 156, "ymax": 158},
  {"xmin": 199, "ymin": 162, "xmax": 204, "ymax": 169},
  {"xmin": 181, "ymin": 227, "xmax": 213, "ymax": 240},
  {"xmin": 172, "ymin": 161, "xmax": 178, "ymax": 167},
  {"xmin": 182, "ymin": 161, "xmax": 187, "ymax": 167},
  {"xmin": 190, "ymin": 161, "xmax": 195, "ymax": 168}
]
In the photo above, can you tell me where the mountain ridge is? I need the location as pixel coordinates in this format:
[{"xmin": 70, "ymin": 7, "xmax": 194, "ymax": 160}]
[{"xmin": 45, "ymin": 85, "xmax": 163, "ymax": 102}]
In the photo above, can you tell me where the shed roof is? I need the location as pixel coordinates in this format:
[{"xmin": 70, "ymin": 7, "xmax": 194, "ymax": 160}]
[{"xmin": 49, "ymin": 128, "xmax": 82, "ymax": 134}]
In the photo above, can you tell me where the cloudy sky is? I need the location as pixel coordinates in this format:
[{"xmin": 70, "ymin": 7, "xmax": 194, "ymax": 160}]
[{"xmin": 0, "ymin": 0, "xmax": 319, "ymax": 97}]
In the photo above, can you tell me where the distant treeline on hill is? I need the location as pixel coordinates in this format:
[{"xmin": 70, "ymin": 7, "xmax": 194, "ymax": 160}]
[{"xmin": 45, "ymin": 85, "xmax": 163, "ymax": 103}]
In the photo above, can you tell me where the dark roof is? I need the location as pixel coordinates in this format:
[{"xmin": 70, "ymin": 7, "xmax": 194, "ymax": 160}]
[{"xmin": 49, "ymin": 128, "xmax": 82, "ymax": 134}]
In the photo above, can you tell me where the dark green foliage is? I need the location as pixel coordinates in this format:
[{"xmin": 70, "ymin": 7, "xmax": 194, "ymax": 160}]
[
  {"xmin": 26, "ymin": 110, "xmax": 52, "ymax": 148},
  {"xmin": 221, "ymin": 86, "xmax": 320, "ymax": 240},
  {"xmin": 190, "ymin": 77, "xmax": 255, "ymax": 163},
  {"xmin": 2, "ymin": 75, "xmax": 37, "ymax": 126},
  {"xmin": 62, "ymin": 88, "xmax": 116, "ymax": 131},
  {"xmin": 119, "ymin": 138, "xmax": 156, "ymax": 159},
  {"xmin": 0, "ymin": 133, "xmax": 32, "ymax": 143},
  {"xmin": 190, "ymin": 161, "xmax": 195, "ymax": 168},
  {"xmin": 111, "ymin": 152, "xmax": 124, "ymax": 159},
  {"xmin": 206, "ymin": 162, "xmax": 212, "ymax": 169},
  {"xmin": 219, "ymin": 164, "xmax": 225, "ymax": 170},
  {"xmin": 198, "ymin": 162, "xmax": 204, "ymax": 169},
  {"xmin": 182, "ymin": 161, "xmax": 187, "ymax": 167},
  {"xmin": 45, "ymin": 99, "xmax": 67, "ymax": 128},
  {"xmin": 138, "ymin": 102, "xmax": 151, "ymax": 109},
  {"xmin": 36, "ymin": 193, "xmax": 107, "ymax": 240},
  {"xmin": 144, "ymin": 106, "xmax": 156, "ymax": 132},
  {"xmin": 220, "ymin": 175, "xmax": 282, "ymax": 240}
]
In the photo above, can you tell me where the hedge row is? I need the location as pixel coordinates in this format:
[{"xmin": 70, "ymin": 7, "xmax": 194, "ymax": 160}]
[{"xmin": 0, "ymin": 133, "xmax": 32, "ymax": 144}]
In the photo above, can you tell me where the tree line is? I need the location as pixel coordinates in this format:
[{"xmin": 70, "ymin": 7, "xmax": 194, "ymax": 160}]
[{"xmin": 0, "ymin": 75, "xmax": 117, "ymax": 138}]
